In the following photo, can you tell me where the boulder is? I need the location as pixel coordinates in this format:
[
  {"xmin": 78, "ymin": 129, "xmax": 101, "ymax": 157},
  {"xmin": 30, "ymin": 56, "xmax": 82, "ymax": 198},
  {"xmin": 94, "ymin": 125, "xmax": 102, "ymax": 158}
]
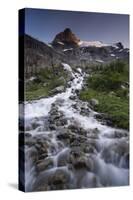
[
  {"xmin": 89, "ymin": 98, "xmax": 99, "ymax": 107},
  {"xmin": 36, "ymin": 158, "xmax": 54, "ymax": 172},
  {"xmin": 67, "ymin": 124, "xmax": 80, "ymax": 133},
  {"xmin": 25, "ymin": 137, "xmax": 36, "ymax": 146},
  {"xmin": 84, "ymin": 145, "xmax": 97, "ymax": 154},
  {"xmin": 48, "ymin": 169, "xmax": 70, "ymax": 190},
  {"xmin": 50, "ymin": 86, "xmax": 65, "ymax": 95},
  {"xmin": 26, "ymin": 147, "xmax": 38, "ymax": 163},
  {"xmin": 80, "ymin": 107, "xmax": 90, "ymax": 116},
  {"xmin": 69, "ymin": 148, "xmax": 94, "ymax": 171},
  {"xmin": 49, "ymin": 124, "xmax": 57, "ymax": 130},
  {"xmin": 114, "ymin": 131, "xmax": 128, "ymax": 138},
  {"xmin": 73, "ymin": 156, "xmax": 94, "ymax": 171},
  {"xmin": 58, "ymin": 76, "xmax": 66, "ymax": 84},
  {"xmin": 69, "ymin": 95, "xmax": 77, "ymax": 100}
]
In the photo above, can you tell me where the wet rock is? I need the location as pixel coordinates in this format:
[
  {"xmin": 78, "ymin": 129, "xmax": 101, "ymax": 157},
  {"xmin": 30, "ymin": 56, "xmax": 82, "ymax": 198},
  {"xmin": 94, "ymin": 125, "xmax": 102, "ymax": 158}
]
[
  {"xmin": 48, "ymin": 169, "xmax": 70, "ymax": 190},
  {"xmin": 57, "ymin": 141, "xmax": 65, "ymax": 149},
  {"xmin": 94, "ymin": 113, "xmax": 103, "ymax": 120},
  {"xmin": 68, "ymin": 123, "xmax": 87, "ymax": 137},
  {"xmin": 101, "ymin": 148, "xmax": 114, "ymax": 164},
  {"xmin": 114, "ymin": 131, "xmax": 128, "ymax": 138},
  {"xmin": 85, "ymin": 140, "xmax": 100, "ymax": 152},
  {"xmin": 69, "ymin": 95, "xmax": 77, "ymax": 100},
  {"xmin": 68, "ymin": 124, "xmax": 80, "ymax": 133},
  {"xmin": 29, "ymin": 119, "xmax": 41, "ymax": 130},
  {"xmin": 73, "ymin": 157, "xmax": 88, "ymax": 169},
  {"xmin": 84, "ymin": 145, "xmax": 97, "ymax": 154},
  {"xmin": 57, "ymin": 149, "xmax": 70, "ymax": 167},
  {"xmin": 101, "ymin": 141, "xmax": 129, "ymax": 166},
  {"xmin": 36, "ymin": 158, "xmax": 54, "ymax": 172},
  {"xmin": 75, "ymin": 89, "xmax": 80, "ymax": 95},
  {"xmin": 87, "ymin": 128, "xmax": 100, "ymax": 139},
  {"xmin": 114, "ymin": 141, "xmax": 129, "ymax": 156},
  {"xmin": 89, "ymin": 98, "xmax": 99, "ymax": 107},
  {"xmin": 25, "ymin": 137, "xmax": 36, "ymax": 146},
  {"xmin": 94, "ymin": 113, "xmax": 114, "ymax": 126},
  {"xmin": 78, "ymin": 128, "xmax": 87, "ymax": 136},
  {"xmin": 48, "ymin": 105, "xmax": 67, "ymax": 128},
  {"xmin": 38, "ymin": 153, "xmax": 48, "ymax": 160},
  {"xmin": 55, "ymin": 118, "xmax": 68, "ymax": 126},
  {"xmin": 72, "ymin": 103, "xmax": 78, "ymax": 109},
  {"xmin": 50, "ymin": 86, "xmax": 65, "ymax": 95},
  {"xmin": 70, "ymin": 139, "xmax": 81, "ymax": 147},
  {"xmin": 69, "ymin": 148, "xmax": 94, "ymax": 171},
  {"xmin": 92, "ymin": 128, "xmax": 100, "ymax": 134},
  {"xmin": 35, "ymin": 184, "xmax": 50, "ymax": 191},
  {"xmin": 70, "ymin": 146, "xmax": 84, "ymax": 158},
  {"xmin": 26, "ymin": 146, "xmax": 38, "ymax": 163},
  {"xmin": 49, "ymin": 124, "xmax": 57, "ymax": 130},
  {"xmin": 35, "ymin": 141, "xmax": 49, "ymax": 155},
  {"xmin": 35, "ymin": 143, "xmax": 41, "ymax": 149},
  {"xmin": 25, "ymin": 133, "xmax": 32, "ymax": 138},
  {"xmin": 67, "ymin": 82, "xmax": 71, "ymax": 88},
  {"xmin": 58, "ymin": 157, "xmax": 68, "ymax": 167},
  {"xmin": 80, "ymin": 107, "xmax": 90, "ymax": 116},
  {"xmin": 57, "ymin": 133, "xmax": 68, "ymax": 141},
  {"xmin": 57, "ymin": 129, "xmax": 74, "ymax": 145},
  {"xmin": 49, "ymin": 145, "xmax": 57, "ymax": 155},
  {"xmin": 58, "ymin": 76, "xmax": 66, "ymax": 84}
]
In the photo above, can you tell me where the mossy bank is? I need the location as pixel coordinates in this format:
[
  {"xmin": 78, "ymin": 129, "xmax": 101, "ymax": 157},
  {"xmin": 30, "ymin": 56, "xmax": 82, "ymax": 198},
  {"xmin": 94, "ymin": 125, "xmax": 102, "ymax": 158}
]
[
  {"xmin": 80, "ymin": 61, "xmax": 129, "ymax": 130},
  {"xmin": 25, "ymin": 65, "xmax": 71, "ymax": 101}
]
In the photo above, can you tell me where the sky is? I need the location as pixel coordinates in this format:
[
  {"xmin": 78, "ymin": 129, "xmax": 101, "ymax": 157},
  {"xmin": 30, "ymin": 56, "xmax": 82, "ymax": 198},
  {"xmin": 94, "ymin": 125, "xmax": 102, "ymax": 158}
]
[{"xmin": 24, "ymin": 8, "xmax": 129, "ymax": 48}]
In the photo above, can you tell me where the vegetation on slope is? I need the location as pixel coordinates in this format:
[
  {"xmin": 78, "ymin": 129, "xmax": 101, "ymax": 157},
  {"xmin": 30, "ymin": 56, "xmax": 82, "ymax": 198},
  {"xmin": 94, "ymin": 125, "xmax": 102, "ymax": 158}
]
[
  {"xmin": 25, "ymin": 66, "xmax": 68, "ymax": 101},
  {"xmin": 80, "ymin": 60, "xmax": 129, "ymax": 130}
]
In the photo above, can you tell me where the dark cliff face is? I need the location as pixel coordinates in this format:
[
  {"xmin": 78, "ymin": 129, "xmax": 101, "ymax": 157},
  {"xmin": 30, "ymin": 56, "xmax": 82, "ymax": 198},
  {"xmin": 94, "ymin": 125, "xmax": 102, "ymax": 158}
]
[
  {"xmin": 20, "ymin": 34, "xmax": 66, "ymax": 77},
  {"xmin": 52, "ymin": 28, "xmax": 80, "ymax": 49}
]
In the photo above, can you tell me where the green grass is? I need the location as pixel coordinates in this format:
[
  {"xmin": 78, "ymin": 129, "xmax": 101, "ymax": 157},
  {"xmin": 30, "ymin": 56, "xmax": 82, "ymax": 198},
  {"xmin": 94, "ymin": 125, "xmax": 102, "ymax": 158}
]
[
  {"xmin": 25, "ymin": 86, "xmax": 49, "ymax": 101},
  {"xmin": 25, "ymin": 66, "xmax": 67, "ymax": 101},
  {"xmin": 80, "ymin": 61, "xmax": 129, "ymax": 130},
  {"xmin": 80, "ymin": 89, "xmax": 129, "ymax": 129}
]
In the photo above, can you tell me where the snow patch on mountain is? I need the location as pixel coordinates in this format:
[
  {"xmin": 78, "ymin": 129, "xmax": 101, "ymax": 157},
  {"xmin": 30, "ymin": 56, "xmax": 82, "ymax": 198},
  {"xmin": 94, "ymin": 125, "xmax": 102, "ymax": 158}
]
[{"xmin": 78, "ymin": 40, "xmax": 108, "ymax": 47}]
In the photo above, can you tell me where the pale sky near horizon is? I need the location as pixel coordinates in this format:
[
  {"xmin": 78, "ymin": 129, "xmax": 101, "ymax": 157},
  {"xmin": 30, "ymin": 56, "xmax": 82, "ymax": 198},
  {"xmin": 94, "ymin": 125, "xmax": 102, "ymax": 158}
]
[{"xmin": 24, "ymin": 8, "xmax": 129, "ymax": 48}]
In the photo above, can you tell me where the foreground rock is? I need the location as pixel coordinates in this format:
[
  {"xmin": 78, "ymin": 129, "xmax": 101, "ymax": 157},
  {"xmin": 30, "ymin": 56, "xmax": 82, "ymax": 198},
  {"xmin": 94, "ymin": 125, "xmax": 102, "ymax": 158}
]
[{"xmin": 50, "ymin": 86, "xmax": 65, "ymax": 95}]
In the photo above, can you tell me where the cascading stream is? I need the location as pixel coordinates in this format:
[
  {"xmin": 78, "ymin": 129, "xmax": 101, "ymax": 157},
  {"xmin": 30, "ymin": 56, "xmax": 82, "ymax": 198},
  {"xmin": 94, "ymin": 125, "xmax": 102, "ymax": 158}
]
[{"xmin": 22, "ymin": 63, "xmax": 129, "ymax": 191}]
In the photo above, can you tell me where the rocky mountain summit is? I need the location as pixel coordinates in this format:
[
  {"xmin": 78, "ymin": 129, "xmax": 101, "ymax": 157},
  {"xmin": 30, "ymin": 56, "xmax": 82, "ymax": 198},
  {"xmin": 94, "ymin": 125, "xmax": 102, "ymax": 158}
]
[{"xmin": 52, "ymin": 28, "xmax": 80, "ymax": 49}]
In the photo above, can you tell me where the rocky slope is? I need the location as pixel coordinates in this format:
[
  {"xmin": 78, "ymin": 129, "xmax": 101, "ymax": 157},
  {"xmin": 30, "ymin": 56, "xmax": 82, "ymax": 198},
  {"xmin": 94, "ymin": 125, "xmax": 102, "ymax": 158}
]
[{"xmin": 21, "ymin": 34, "xmax": 67, "ymax": 78}]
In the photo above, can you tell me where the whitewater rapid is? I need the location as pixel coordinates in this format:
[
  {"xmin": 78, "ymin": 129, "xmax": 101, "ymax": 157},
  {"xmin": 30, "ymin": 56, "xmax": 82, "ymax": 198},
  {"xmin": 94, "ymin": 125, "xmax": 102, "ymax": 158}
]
[{"xmin": 21, "ymin": 63, "xmax": 129, "ymax": 191}]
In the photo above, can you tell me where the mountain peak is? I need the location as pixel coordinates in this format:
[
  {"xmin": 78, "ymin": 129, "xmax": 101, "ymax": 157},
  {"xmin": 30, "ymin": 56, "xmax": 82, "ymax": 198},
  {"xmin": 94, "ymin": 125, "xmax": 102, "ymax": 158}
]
[
  {"xmin": 52, "ymin": 28, "xmax": 80, "ymax": 48},
  {"xmin": 64, "ymin": 28, "xmax": 72, "ymax": 34}
]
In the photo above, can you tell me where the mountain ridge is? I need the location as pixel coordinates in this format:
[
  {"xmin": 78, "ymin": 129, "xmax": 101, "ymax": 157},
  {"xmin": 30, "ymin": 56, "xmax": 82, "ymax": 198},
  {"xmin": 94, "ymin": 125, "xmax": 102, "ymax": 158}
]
[{"xmin": 21, "ymin": 29, "xmax": 129, "ymax": 78}]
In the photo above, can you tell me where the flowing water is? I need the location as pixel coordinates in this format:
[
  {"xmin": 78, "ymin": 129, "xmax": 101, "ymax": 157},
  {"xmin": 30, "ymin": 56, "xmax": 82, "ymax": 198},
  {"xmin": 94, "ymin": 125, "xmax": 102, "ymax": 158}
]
[{"xmin": 20, "ymin": 63, "xmax": 129, "ymax": 191}]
